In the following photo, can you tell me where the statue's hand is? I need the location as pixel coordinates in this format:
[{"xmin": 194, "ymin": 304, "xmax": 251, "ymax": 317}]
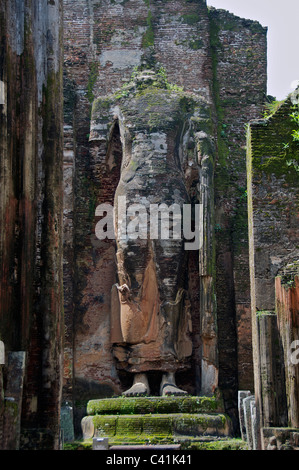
[{"xmin": 117, "ymin": 283, "xmax": 130, "ymax": 301}]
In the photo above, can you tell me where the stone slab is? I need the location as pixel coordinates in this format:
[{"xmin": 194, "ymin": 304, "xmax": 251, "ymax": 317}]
[
  {"xmin": 60, "ymin": 402, "xmax": 75, "ymax": 443},
  {"xmin": 3, "ymin": 352, "xmax": 26, "ymax": 450},
  {"xmin": 93, "ymin": 437, "xmax": 109, "ymax": 450},
  {"xmin": 0, "ymin": 341, "xmax": 4, "ymax": 365},
  {"xmin": 238, "ymin": 390, "xmax": 251, "ymax": 441},
  {"xmin": 87, "ymin": 395, "xmax": 224, "ymax": 416},
  {"xmin": 243, "ymin": 395, "xmax": 255, "ymax": 450},
  {"xmin": 109, "ymin": 444, "xmax": 181, "ymax": 450}
]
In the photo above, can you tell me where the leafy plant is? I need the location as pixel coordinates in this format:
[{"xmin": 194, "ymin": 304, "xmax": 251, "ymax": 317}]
[{"xmin": 263, "ymin": 99, "xmax": 283, "ymax": 118}]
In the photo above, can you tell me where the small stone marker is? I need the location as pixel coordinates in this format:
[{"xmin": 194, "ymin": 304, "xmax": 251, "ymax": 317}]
[
  {"xmin": 0, "ymin": 81, "xmax": 5, "ymax": 105},
  {"xmin": 243, "ymin": 395, "xmax": 255, "ymax": 450},
  {"xmin": 60, "ymin": 402, "xmax": 75, "ymax": 442},
  {"xmin": 0, "ymin": 341, "xmax": 4, "ymax": 365},
  {"xmin": 238, "ymin": 390, "xmax": 251, "ymax": 441},
  {"xmin": 250, "ymin": 400, "xmax": 258, "ymax": 450},
  {"xmin": 92, "ymin": 437, "xmax": 109, "ymax": 450}
]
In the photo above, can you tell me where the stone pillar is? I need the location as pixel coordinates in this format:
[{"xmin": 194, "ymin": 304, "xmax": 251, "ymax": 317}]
[
  {"xmin": 276, "ymin": 271, "xmax": 299, "ymax": 428},
  {"xmin": 0, "ymin": 342, "xmax": 4, "ymax": 365},
  {"xmin": 197, "ymin": 148, "xmax": 218, "ymax": 396},
  {"xmin": 243, "ymin": 395, "xmax": 255, "ymax": 450},
  {"xmin": 2, "ymin": 352, "xmax": 26, "ymax": 450},
  {"xmin": 0, "ymin": 0, "xmax": 64, "ymax": 448},
  {"xmin": 0, "ymin": 341, "xmax": 4, "ymax": 447},
  {"xmin": 238, "ymin": 390, "xmax": 251, "ymax": 441},
  {"xmin": 257, "ymin": 312, "xmax": 288, "ymax": 427},
  {"xmin": 60, "ymin": 402, "xmax": 75, "ymax": 443},
  {"xmin": 250, "ymin": 400, "xmax": 258, "ymax": 450}
]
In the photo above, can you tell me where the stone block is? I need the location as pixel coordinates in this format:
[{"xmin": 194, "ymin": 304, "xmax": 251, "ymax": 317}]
[
  {"xmin": 60, "ymin": 402, "xmax": 75, "ymax": 443},
  {"xmin": 0, "ymin": 341, "xmax": 4, "ymax": 365},
  {"xmin": 255, "ymin": 278, "xmax": 275, "ymax": 311},
  {"xmin": 257, "ymin": 311, "xmax": 288, "ymax": 427},
  {"xmin": 250, "ymin": 400, "xmax": 258, "ymax": 450},
  {"xmin": 81, "ymin": 416, "xmax": 95, "ymax": 440},
  {"xmin": 92, "ymin": 437, "xmax": 109, "ymax": 450},
  {"xmin": 3, "ymin": 352, "xmax": 26, "ymax": 450},
  {"xmin": 243, "ymin": 395, "xmax": 255, "ymax": 450},
  {"xmin": 238, "ymin": 390, "xmax": 251, "ymax": 441}
]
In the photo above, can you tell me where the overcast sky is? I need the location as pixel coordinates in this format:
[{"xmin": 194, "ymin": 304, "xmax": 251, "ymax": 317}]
[{"xmin": 207, "ymin": 0, "xmax": 299, "ymax": 100}]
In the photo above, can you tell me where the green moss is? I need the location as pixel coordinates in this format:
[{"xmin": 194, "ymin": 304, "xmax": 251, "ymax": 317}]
[
  {"xmin": 277, "ymin": 261, "xmax": 299, "ymax": 289},
  {"xmin": 208, "ymin": 13, "xmax": 230, "ymax": 178},
  {"xmin": 117, "ymin": 416, "xmax": 143, "ymax": 435},
  {"xmin": 92, "ymin": 415, "xmax": 116, "ymax": 436},
  {"xmin": 256, "ymin": 310, "xmax": 276, "ymax": 317},
  {"xmin": 5, "ymin": 400, "xmax": 19, "ymax": 419},
  {"xmin": 188, "ymin": 438, "xmax": 248, "ymax": 450},
  {"xmin": 142, "ymin": 10, "xmax": 154, "ymax": 48},
  {"xmin": 249, "ymin": 99, "xmax": 299, "ymax": 184},
  {"xmin": 142, "ymin": 415, "xmax": 172, "ymax": 436},
  {"xmin": 64, "ymin": 440, "xmax": 93, "ymax": 450},
  {"xmin": 189, "ymin": 38, "xmax": 204, "ymax": 50},
  {"xmin": 87, "ymin": 62, "xmax": 99, "ymax": 103},
  {"xmin": 120, "ymin": 87, "xmax": 185, "ymax": 132},
  {"xmin": 92, "ymin": 413, "xmax": 230, "ymax": 438},
  {"xmin": 263, "ymin": 100, "xmax": 284, "ymax": 118},
  {"xmin": 87, "ymin": 396, "xmax": 223, "ymax": 416},
  {"xmin": 65, "ymin": 436, "xmax": 247, "ymax": 450},
  {"xmin": 181, "ymin": 13, "xmax": 200, "ymax": 25}
]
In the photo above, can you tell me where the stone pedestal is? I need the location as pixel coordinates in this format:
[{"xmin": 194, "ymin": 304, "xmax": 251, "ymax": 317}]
[{"xmin": 81, "ymin": 395, "xmax": 232, "ymax": 447}]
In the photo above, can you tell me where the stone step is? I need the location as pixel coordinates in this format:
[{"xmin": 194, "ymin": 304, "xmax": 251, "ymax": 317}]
[
  {"xmin": 87, "ymin": 395, "xmax": 224, "ymax": 416},
  {"xmin": 82, "ymin": 412, "xmax": 232, "ymax": 441},
  {"xmin": 109, "ymin": 444, "xmax": 182, "ymax": 450}
]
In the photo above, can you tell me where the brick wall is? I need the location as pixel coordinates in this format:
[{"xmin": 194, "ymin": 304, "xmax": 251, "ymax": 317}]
[
  {"xmin": 0, "ymin": 0, "xmax": 64, "ymax": 449},
  {"xmin": 247, "ymin": 89, "xmax": 299, "ymax": 437},
  {"xmin": 209, "ymin": 7, "xmax": 267, "ymax": 420}
]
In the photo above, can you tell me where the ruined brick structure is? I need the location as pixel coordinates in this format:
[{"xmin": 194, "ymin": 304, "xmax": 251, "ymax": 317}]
[
  {"xmin": 7, "ymin": 0, "xmax": 299, "ymax": 451},
  {"xmin": 63, "ymin": 0, "xmax": 267, "ymax": 435},
  {"xmin": 0, "ymin": 0, "xmax": 64, "ymax": 450},
  {"xmin": 247, "ymin": 89, "xmax": 299, "ymax": 449}
]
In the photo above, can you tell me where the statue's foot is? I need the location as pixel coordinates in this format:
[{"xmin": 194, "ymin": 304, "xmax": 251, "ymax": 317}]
[
  {"xmin": 122, "ymin": 373, "xmax": 150, "ymax": 397},
  {"xmin": 160, "ymin": 372, "xmax": 188, "ymax": 397},
  {"xmin": 161, "ymin": 383, "xmax": 188, "ymax": 396}
]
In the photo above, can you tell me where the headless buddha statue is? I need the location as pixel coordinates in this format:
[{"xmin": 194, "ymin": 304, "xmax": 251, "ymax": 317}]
[{"xmin": 109, "ymin": 71, "xmax": 195, "ymax": 396}]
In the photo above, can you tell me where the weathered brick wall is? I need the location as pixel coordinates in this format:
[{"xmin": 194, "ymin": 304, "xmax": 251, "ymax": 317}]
[
  {"xmin": 276, "ymin": 267, "xmax": 299, "ymax": 429},
  {"xmin": 247, "ymin": 91, "xmax": 299, "ymax": 313},
  {"xmin": 63, "ymin": 0, "xmax": 267, "ymax": 434},
  {"xmin": 0, "ymin": 0, "xmax": 64, "ymax": 449},
  {"xmin": 209, "ymin": 8, "xmax": 267, "ymax": 418},
  {"xmin": 247, "ymin": 89, "xmax": 299, "ymax": 442}
]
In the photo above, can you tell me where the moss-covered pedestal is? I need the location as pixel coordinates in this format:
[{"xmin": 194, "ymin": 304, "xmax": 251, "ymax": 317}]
[{"xmin": 78, "ymin": 395, "xmax": 246, "ymax": 450}]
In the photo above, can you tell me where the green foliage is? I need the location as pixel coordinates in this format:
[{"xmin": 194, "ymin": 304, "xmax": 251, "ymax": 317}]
[
  {"xmin": 250, "ymin": 99, "xmax": 299, "ymax": 182},
  {"xmin": 290, "ymin": 106, "xmax": 299, "ymax": 143},
  {"xmin": 156, "ymin": 67, "xmax": 184, "ymax": 92},
  {"xmin": 263, "ymin": 99, "xmax": 284, "ymax": 118}
]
